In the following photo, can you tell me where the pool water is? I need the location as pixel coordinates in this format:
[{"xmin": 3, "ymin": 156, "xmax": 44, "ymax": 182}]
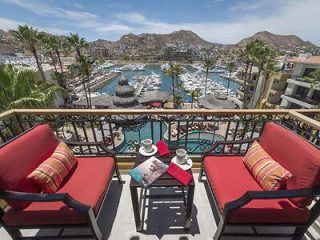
[{"xmin": 116, "ymin": 122, "xmax": 224, "ymax": 153}]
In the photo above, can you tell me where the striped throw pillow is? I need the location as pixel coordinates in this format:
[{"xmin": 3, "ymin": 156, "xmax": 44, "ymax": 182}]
[
  {"xmin": 243, "ymin": 141, "xmax": 292, "ymax": 191},
  {"xmin": 28, "ymin": 142, "xmax": 78, "ymax": 193}
]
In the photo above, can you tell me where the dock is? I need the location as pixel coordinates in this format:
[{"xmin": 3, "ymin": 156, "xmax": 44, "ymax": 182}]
[
  {"xmin": 77, "ymin": 72, "xmax": 120, "ymax": 92},
  {"xmin": 89, "ymin": 72, "xmax": 120, "ymax": 91},
  {"xmin": 135, "ymin": 75, "xmax": 153, "ymax": 96}
]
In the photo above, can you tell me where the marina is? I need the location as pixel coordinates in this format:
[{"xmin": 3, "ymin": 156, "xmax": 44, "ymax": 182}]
[{"xmin": 94, "ymin": 63, "xmax": 240, "ymax": 103}]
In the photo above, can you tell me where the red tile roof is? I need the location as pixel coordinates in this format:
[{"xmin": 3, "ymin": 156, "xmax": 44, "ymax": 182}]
[{"xmin": 288, "ymin": 56, "xmax": 320, "ymax": 65}]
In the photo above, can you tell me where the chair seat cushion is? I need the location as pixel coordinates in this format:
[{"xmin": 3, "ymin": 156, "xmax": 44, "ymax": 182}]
[
  {"xmin": 3, "ymin": 156, "xmax": 115, "ymax": 226},
  {"xmin": 204, "ymin": 155, "xmax": 310, "ymax": 224}
]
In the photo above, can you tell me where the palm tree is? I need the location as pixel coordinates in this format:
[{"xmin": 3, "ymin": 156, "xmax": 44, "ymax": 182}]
[
  {"xmin": 173, "ymin": 63, "xmax": 183, "ymax": 88},
  {"xmin": 255, "ymin": 60, "xmax": 278, "ymax": 108},
  {"xmin": 67, "ymin": 33, "xmax": 88, "ymax": 59},
  {"xmin": 203, "ymin": 59, "xmax": 215, "ymax": 96},
  {"xmin": 41, "ymin": 35, "xmax": 58, "ymax": 72},
  {"xmin": 190, "ymin": 89, "xmax": 200, "ymax": 109},
  {"xmin": 173, "ymin": 95, "xmax": 183, "ymax": 108},
  {"xmin": 226, "ymin": 61, "xmax": 236, "ymax": 96},
  {"xmin": 304, "ymin": 67, "xmax": 320, "ymax": 90},
  {"xmin": 12, "ymin": 25, "xmax": 47, "ymax": 81},
  {"xmin": 72, "ymin": 56, "xmax": 94, "ymax": 108},
  {"xmin": 0, "ymin": 64, "xmax": 65, "ymax": 111},
  {"xmin": 238, "ymin": 40, "xmax": 264, "ymax": 108},
  {"xmin": 41, "ymin": 35, "xmax": 67, "ymax": 88},
  {"xmin": 165, "ymin": 63, "xmax": 177, "ymax": 98},
  {"xmin": 44, "ymin": 35, "xmax": 65, "ymax": 74}
]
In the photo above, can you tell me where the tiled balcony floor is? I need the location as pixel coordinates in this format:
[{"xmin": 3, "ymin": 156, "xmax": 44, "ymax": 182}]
[{"xmin": 0, "ymin": 173, "xmax": 311, "ymax": 240}]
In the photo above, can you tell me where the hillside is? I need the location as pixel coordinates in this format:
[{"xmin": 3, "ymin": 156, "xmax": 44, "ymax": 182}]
[
  {"xmin": 0, "ymin": 28, "xmax": 318, "ymax": 56},
  {"xmin": 237, "ymin": 31, "xmax": 317, "ymax": 49},
  {"xmin": 89, "ymin": 30, "xmax": 217, "ymax": 55},
  {"xmin": 0, "ymin": 29, "xmax": 25, "ymax": 55}
]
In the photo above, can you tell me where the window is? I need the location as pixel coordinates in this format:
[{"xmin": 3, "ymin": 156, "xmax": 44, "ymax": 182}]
[
  {"xmin": 294, "ymin": 86, "xmax": 309, "ymax": 98},
  {"xmin": 312, "ymin": 90, "xmax": 320, "ymax": 103},
  {"xmin": 303, "ymin": 68, "xmax": 316, "ymax": 77}
]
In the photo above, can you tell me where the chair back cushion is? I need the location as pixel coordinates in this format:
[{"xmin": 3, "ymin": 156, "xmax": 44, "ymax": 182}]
[
  {"xmin": 259, "ymin": 122, "xmax": 320, "ymax": 207},
  {"xmin": 0, "ymin": 124, "xmax": 58, "ymax": 209},
  {"xmin": 28, "ymin": 141, "xmax": 78, "ymax": 193}
]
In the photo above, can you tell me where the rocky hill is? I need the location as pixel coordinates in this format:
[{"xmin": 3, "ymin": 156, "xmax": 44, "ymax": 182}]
[
  {"xmin": 0, "ymin": 29, "xmax": 25, "ymax": 55},
  {"xmin": 0, "ymin": 28, "xmax": 318, "ymax": 56},
  {"xmin": 118, "ymin": 30, "xmax": 214, "ymax": 47},
  {"xmin": 89, "ymin": 30, "xmax": 217, "ymax": 53},
  {"xmin": 237, "ymin": 31, "xmax": 317, "ymax": 50}
]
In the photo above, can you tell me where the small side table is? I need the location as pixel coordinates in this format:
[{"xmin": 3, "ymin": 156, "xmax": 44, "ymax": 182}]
[{"xmin": 130, "ymin": 148, "xmax": 195, "ymax": 232}]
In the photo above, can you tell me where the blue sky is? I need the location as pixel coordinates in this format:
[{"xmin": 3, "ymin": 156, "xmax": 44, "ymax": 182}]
[{"xmin": 0, "ymin": 0, "xmax": 319, "ymax": 45}]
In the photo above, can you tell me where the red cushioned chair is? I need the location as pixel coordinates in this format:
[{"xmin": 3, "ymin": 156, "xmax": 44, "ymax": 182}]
[
  {"xmin": 0, "ymin": 124, "xmax": 122, "ymax": 240},
  {"xmin": 199, "ymin": 122, "xmax": 320, "ymax": 240}
]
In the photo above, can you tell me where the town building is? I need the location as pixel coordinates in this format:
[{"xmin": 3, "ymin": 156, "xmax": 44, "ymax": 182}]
[
  {"xmin": 258, "ymin": 72, "xmax": 292, "ymax": 109},
  {"xmin": 280, "ymin": 56, "xmax": 320, "ymax": 109}
]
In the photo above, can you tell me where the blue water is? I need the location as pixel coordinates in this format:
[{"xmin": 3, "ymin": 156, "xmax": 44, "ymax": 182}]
[
  {"xmin": 97, "ymin": 64, "xmax": 236, "ymax": 153},
  {"xmin": 97, "ymin": 65, "xmax": 239, "ymax": 102},
  {"xmin": 116, "ymin": 121, "xmax": 224, "ymax": 154}
]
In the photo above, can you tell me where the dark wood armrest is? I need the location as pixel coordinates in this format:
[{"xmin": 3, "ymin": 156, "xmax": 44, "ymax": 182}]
[
  {"xmin": 0, "ymin": 190, "xmax": 91, "ymax": 213},
  {"xmin": 223, "ymin": 187, "xmax": 320, "ymax": 216},
  {"xmin": 203, "ymin": 138, "xmax": 259, "ymax": 156},
  {"xmin": 63, "ymin": 139, "xmax": 115, "ymax": 156}
]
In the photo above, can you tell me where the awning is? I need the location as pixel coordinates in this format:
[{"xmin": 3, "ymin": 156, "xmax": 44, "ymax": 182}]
[{"xmin": 151, "ymin": 102, "xmax": 162, "ymax": 107}]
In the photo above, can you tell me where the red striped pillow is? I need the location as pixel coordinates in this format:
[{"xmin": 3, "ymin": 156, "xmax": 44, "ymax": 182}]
[
  {"xmin": 28, "ymin": 142, "xmax": 78, "ymax": 193},
  {"xmin": 243, "ymin": 141, "xmax": 292, "ymax": 191}
]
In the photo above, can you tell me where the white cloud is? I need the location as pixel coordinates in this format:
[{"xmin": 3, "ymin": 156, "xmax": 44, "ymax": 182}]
[
  {"xmin": 230, "ymin": 0, "xmax": 279, "ymax": 12},
  {"xmin": 96, "ymin": 23, "xmax": 134, "ymax": 33},
  {"xmin": 117, "ymin": 13, "xmax": 147, "ymax": 24},
  {"xmin": 73, "ymin": 3, "xmax": 84, "ymax": 9},
  {"xmin": 0, "ymin": 17, "xmax": 24, "ymax": 30},
  {"xmin": 0, "ymin": 17, "xmax": 70, "ymax": 35},
  {"xmin": 2, "ymin": 0, "xmax": 97, "ymax": 21}
]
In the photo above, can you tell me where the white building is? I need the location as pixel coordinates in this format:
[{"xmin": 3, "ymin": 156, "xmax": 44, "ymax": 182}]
[{"xmin": 280, "ymin": 56, "xmax": 320, "ymax": 109}]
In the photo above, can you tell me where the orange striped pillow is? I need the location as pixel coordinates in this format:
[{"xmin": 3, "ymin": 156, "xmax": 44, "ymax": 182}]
[
  {"xmin": 243, "ymin": 141, "xmax": 292, "ymax": 191},
  {"xmin": 28, "ymin": 142, "xmax": 78, "ymax": 193}
]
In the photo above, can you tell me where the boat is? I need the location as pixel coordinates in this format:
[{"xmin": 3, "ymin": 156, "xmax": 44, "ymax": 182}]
[
  {"xmin": 160, "ymin": 63, "xmax": 170, "ymax": 72},
  {"xmin": 208, "ymin": 68, "xmax": 225, "ymax": 73}
]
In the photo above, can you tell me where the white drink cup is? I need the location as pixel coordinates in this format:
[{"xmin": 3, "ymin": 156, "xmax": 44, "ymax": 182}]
[
  {"xmin": 176, "ymin": 149, "xmax": 188, "ymax": 164},
  {"xmin": 141, "ymin": 139, "xmax": 153, "ymax": 153}
]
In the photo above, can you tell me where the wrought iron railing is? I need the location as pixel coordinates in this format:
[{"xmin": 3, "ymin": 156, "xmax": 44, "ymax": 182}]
[{"xmin": 0, "ymin": 109, "xmax": 319, "ymax": 160}]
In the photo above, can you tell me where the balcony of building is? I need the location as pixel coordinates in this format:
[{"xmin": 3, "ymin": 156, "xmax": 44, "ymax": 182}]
[{"xmin": 0, "ymin": 109, "xmax": 319, "ymax": 240}]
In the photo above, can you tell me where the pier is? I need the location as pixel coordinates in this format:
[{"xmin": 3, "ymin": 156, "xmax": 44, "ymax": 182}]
[
  {"xmin": 89, "ymin": 72, "xmax": 120, "ymax": 91},
  {"xmin": 135, "ymin": 75, "xmax": 153, "ymax": 96}
]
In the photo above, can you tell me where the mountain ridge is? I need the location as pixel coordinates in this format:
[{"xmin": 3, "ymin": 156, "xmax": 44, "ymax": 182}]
[
  {"xmin": 0, "ymin": 29, "xmax": 318, "ymax": 56},
  {"xmin": 237, "ymin": 31, "xmax": 317, "ymax": 49}
]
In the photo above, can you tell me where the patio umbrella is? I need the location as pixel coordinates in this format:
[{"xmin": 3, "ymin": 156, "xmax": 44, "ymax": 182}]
[
  {"xmin": 163, "ymin": 102, "xmax": 175, "ymax": 109},
  {"xmin": 151, "ymin": 102, "xmax": 162, "ymax": 107},
  {"xmin": 199, "ymin": 94, "xmax": 237, "ymax": 109}
]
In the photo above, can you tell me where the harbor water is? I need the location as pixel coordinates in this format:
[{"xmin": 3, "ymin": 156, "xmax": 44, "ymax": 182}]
[{"xmin": 97, "ymin": 65, "xmax": 240, "ymax": 102}]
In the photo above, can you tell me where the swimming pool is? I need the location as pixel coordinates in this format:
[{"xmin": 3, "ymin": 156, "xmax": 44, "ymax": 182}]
[{"xmin": 115, "ymin": 122, "xmax": 224, "ymax": 154}]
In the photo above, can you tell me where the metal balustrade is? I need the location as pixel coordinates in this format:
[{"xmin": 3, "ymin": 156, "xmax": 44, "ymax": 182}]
[{"xmin": 0, "ymin": 109, "xmax": 319, "ymax": 159}]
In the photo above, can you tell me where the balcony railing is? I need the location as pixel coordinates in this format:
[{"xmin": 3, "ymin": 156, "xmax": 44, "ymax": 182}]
[{"xmin": 0, "ymin": 109, "xmax": 319, "ymax": 161}]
